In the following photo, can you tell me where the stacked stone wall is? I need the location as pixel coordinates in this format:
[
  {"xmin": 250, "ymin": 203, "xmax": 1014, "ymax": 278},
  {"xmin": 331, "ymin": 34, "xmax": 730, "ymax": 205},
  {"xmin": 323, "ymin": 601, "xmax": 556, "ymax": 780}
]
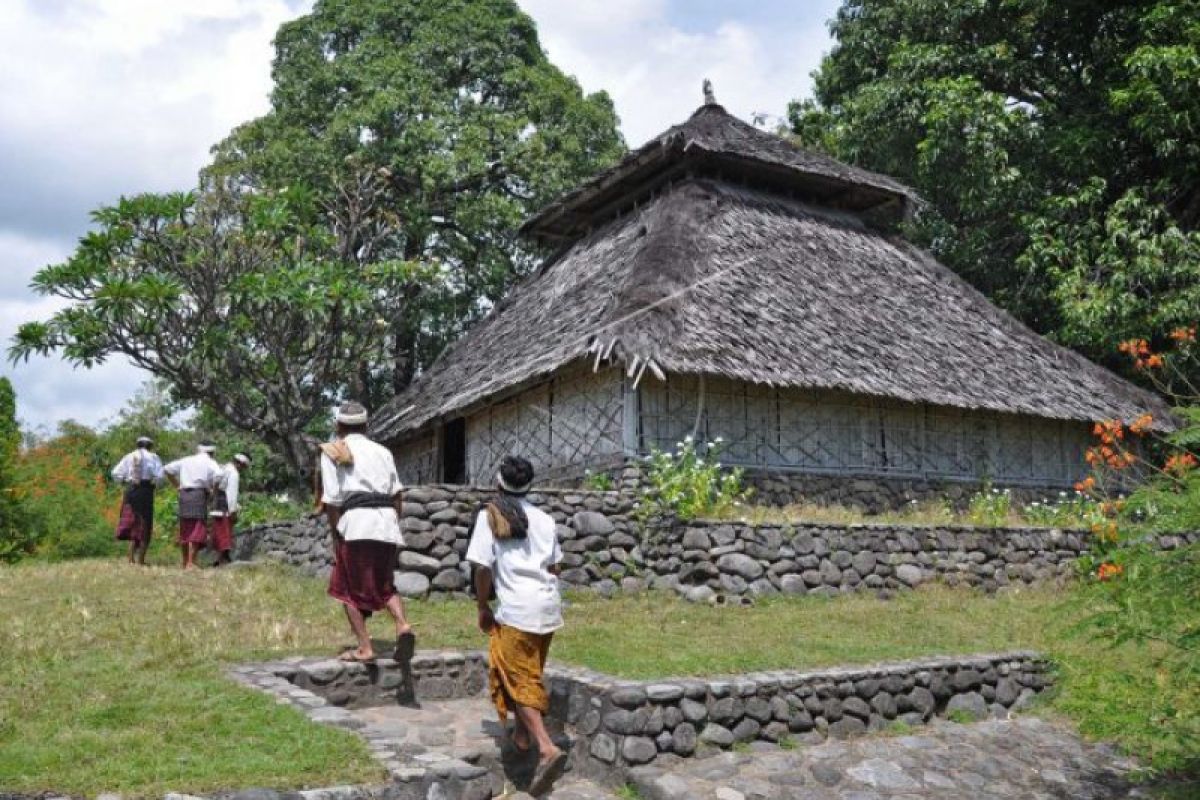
[{"xmin": 237, "ymin": 485, "xmax": 1197, "ymax": 599}]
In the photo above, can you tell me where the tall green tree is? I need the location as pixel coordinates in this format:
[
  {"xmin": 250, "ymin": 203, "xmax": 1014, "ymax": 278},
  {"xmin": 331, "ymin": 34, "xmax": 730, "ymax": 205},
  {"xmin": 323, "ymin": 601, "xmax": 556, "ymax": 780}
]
[
  {"xmin": 790, "ymin": 0, "xmax": 1200, "ymax": 379},
  {"xmin": 11, "ymin": 180, "xmax": 416, "ymax": 487},
  {"xmin": 0, "ymin": 377, "xmax": 29, "ymax": 562},
  {"xmin": 209, "ymin": 0, "xmax": 626, "ymax": 402}
]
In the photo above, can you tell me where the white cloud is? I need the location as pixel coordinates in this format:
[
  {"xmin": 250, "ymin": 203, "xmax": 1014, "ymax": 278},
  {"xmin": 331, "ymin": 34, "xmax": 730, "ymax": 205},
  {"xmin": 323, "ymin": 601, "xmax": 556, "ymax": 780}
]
[
  {"xmin": 520, "ymin": 0, "xmax": 838, "ymax": 145},
  {"xmin": 1, "ymin": 0, "xmax": 838, "ymax": 432}
]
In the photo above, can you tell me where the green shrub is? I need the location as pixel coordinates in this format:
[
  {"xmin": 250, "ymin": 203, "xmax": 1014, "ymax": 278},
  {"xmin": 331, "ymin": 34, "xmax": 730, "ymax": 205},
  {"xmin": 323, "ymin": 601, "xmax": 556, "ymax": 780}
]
[
  {"xmin": 965, "ymin": 483, "xmax": 1012, "ymax": 527},
  {"xmin": 637, "ymin": 436, "xmax": 747, "ymax": 521},
  {"xmin": 583, "ymin": 470, "xmax": 614, "ymax": 491}
]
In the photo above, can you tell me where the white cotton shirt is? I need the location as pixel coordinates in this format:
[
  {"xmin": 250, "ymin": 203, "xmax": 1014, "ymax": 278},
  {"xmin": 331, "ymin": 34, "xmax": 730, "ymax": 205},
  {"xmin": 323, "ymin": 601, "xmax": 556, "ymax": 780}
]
[
  {"xmin": 111, "ymin": 449, "xmax": 165, "ymax": 485},
  {"xmin": 320, "ymin": 433, "xmax": 404, "ymax": 545},
  {"xmin": 466, "ymin": 501, "xmax": 563, "ymax": 635},
  {"xmin": 211, "ymin": 463, "xmax": 240, "ymax": 516},
  {"xmin": 163, "ymin": 452, "xmax": 223, "ymax": 490}
]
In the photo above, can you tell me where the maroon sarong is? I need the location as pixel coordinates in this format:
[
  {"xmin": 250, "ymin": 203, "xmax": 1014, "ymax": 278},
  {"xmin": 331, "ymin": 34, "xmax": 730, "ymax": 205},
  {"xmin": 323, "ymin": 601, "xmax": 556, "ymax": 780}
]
[
  {"xmin": 115, "ymin": 502, "xmax": 150, "ymax": 545},
  {"xmin": 210, "ymin": 516, "xmax": 234, "ymax": 552},
  {"xmin": 328, "ymin": 538, "xmax": 399, "ymax": 615},
  {"xmin": 178, "ymin": 518, "xmax": 208, "ymax": 545}
]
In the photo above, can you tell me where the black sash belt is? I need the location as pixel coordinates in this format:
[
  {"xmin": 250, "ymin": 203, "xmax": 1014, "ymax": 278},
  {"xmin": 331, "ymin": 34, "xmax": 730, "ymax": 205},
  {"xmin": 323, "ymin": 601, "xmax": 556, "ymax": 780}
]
[{"xmin": 340, "ymin": 492, "xmax": 397, "ymax": 513}]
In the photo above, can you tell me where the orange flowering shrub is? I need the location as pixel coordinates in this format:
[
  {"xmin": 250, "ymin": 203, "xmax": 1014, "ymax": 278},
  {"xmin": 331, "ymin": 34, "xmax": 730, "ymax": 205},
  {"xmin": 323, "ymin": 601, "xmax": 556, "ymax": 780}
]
[{"xmin": 1096, "ymin": 562, "xmax": 1124, "ymax": 581}]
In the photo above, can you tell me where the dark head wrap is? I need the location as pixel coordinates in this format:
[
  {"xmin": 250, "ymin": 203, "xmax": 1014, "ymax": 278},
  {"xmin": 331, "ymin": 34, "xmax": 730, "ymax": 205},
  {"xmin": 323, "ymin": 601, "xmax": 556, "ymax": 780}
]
[{"xmin": 487, "ymin": 455, "xmax": 534, "ymax": 540}]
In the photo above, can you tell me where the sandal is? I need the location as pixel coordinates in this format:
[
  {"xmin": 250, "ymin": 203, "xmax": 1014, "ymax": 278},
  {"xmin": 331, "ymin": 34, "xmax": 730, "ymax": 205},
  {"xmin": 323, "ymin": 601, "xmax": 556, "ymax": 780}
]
[
  {"xmin": 528, "ymin": 750, "xmax": 568, "ymax": 797},
  {"xmin": 338, "ymin": 649, "xmax": 376, "ymax": 663},
  {"xmin": 394, "ymin": 630, "xmax": 416, "ymax": 663}
]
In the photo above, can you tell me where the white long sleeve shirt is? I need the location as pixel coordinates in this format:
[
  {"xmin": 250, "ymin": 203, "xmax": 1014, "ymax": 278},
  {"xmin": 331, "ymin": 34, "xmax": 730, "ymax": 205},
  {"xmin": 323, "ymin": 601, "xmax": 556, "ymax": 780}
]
[
  {"xmin": 164, "ymin": 452, "xmax": 223, "ymax": 490},
  {"xmin": 210, "ymin": 463, "xmax": 241, "ymax": 517},
  {"xmin": 111, "ymin": 449, "xmax": 164, "ymax": 486},
  {"xmin": 320, "ymin": 433, "xmax": 404, "ymax": 545}
]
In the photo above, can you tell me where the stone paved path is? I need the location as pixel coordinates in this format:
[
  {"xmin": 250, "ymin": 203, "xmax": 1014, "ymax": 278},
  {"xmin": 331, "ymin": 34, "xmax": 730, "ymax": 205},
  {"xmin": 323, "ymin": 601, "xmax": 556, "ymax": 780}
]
[
  {"xmin": 350, "ymin": 697, "xmax": 619, "ymax": 799},
  {"xmin": 628, "ymin": 716, "xmax": 1166, "ymax": 800}
]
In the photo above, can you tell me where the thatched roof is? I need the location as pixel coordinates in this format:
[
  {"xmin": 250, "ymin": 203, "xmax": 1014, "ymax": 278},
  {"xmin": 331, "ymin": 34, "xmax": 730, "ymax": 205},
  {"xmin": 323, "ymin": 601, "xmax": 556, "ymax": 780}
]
[
  {"xmin": 523, "ymin": 102, "xmax": 916, "ymax": 243},
  {"xmin": 373, "ymin": 106, "xmax": 1169, "ymax": 442}
]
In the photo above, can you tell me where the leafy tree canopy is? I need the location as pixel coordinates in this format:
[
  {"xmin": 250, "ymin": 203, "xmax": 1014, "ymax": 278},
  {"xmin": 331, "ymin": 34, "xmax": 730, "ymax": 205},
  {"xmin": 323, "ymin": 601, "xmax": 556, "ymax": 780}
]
[
  {"xmin": 11, "ymin": 180, "xmax": 414, "ymax": 486},
  {"xmin": 790, "ymin": 0, "xmax": 1200, "ymax": 382},
  {"xmin": 208, "ymin": 0, "xmax": 626, "ymax": 400},
  {"xmin": 0, "ymin": 377, "xmax": 27, "ymax": 562}
]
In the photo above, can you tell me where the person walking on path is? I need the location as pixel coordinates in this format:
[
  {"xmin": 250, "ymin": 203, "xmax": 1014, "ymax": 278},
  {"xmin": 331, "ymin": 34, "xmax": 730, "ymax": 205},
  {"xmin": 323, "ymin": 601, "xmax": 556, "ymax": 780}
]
[
  {"xmin": 164, "ymin": 442, "xmax": 222, "ymax": 570},
  {"xmin": 466, "ymin": 455, "xmax": 567, "ymax": 796},
  {"xmin": 209, "ymin": 452, "xmax": 250, "ymax": 566},
  {"xmin": 320, "ymin": 401, "xmax": 414, "ymax": 663},
  {"xmin": 111, "ymin": 435, "xmax": 164, "ymax": 565}
]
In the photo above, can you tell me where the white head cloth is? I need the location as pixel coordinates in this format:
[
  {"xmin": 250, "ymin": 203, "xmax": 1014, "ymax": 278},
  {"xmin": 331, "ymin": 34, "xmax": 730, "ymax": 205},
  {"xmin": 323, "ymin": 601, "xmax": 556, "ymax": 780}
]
[
  {"xmin": 496, "ymin": 470, "xmax": 532, "ymax": 494},
  {"xmin": 198, "ymin": 442, "xmax": 216, "ymax": 454},
  {"xmin": 233, "ymin": 453, "xmax": 251, "ymax": 466},
  {"xmin": 336, "ymin": 401, "xmax": 369, "ymax": 425}
]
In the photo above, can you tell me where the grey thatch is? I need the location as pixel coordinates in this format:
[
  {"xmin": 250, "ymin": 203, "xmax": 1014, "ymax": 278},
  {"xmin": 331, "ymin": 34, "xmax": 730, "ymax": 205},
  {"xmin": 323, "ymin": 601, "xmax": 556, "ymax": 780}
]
[{"xmin": 373, "ymin": 104, "xmax": 1168, "ymax": 443}]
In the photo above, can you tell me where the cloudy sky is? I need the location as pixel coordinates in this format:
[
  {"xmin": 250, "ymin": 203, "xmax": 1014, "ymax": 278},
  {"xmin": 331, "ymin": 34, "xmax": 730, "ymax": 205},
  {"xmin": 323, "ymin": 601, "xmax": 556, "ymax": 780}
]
[{"xmin": 0, "ymin": 0, "xmax": 841, "ymax": 433}]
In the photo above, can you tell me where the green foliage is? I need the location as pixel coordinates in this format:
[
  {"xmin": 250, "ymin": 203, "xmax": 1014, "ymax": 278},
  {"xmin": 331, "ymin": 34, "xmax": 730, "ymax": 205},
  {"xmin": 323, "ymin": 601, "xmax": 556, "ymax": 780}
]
[
  {"xmin": 791, "ymin": 0, "xmax": 1200, "ymax": 379},
  {"xmin": 583, "ymin": 470, "xmax": 614, "ymax": 491},
  {"xmin": 637, "ymin": 436, "xmax": 747, "ymax": 522},
  {"xmin": 11, "ymin": 183, "xmax": 417, "ymax": 485},
  {"xmin": 1072, "ymin": 541, "xmax": 1200, "ymax": 768},
  {"xmin": 965, "ymin": 483, "xmax": 1012, "ymax": 528},
  {"xmin": 1124, "ymin": 469, "xmax": 1200, "ymax": 533},
  {"xmin": 208, "ymin": 0, "xmax": 626, "ymax": 402},
  {"xmin": 1021, "ymin": 492, "xmax": 1107, "ymax": 530},
  {"xmin": 0, "ymin": 378, "xmax": 30, "ymax": 562}
]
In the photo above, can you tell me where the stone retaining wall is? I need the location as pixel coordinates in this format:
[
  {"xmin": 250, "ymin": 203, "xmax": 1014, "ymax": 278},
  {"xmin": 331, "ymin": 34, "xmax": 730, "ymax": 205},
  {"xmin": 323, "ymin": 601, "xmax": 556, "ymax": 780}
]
[
  {"xmin": 238, "ymin": 486, "xmax": 1197, "ymax": 600},
  {"xmin": 236, "ymin": 649, "xmax": 1053, "ymax": 787}
]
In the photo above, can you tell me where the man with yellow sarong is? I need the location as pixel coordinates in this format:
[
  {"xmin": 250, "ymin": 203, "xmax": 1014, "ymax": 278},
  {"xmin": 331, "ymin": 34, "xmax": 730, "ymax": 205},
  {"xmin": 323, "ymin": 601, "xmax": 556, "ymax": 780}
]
[{"xmin": 466, "ymin": 455, "xmax": 567, "ymax": 796}]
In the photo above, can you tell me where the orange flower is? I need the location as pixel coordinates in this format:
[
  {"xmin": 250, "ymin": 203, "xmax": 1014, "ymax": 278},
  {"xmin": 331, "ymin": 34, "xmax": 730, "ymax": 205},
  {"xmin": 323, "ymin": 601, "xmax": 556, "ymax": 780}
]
[
  {"xmin": 1097, "ymin": 562, "xmax": 1124, "ymax": 581},
  {"xmin": 1165, "ymin": 453, "xmax": 1199, "ymax": 475},
  {"xmin": 1169, "ymin": 326, "xmax": 1196, "ymax": 342},
  {"xmin": 1145, "ymin": 354, "xmax": 1164, "ymax": 369},
  {"xmin": 1129, "ymin": 414, "xmax": 1154, "ymax": 435},
  {"xmin": 1074, "ymin": 476, "xmax": 1097, "ymax": 493}
]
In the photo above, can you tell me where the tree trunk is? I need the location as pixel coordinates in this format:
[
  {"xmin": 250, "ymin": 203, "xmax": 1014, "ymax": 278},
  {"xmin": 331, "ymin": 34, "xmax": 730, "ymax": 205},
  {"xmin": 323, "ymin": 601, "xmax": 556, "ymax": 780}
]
[{"xmin": 264, "ymin": 428, "xmax": 320, "ymax": 501}]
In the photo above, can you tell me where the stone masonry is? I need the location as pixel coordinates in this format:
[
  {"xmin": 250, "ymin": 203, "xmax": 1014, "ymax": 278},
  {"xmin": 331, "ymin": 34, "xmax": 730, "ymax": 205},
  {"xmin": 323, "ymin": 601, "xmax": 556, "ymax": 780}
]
[{"xmin": 237, "ymin": 484, "xmax": 1197, "ymax": 600}]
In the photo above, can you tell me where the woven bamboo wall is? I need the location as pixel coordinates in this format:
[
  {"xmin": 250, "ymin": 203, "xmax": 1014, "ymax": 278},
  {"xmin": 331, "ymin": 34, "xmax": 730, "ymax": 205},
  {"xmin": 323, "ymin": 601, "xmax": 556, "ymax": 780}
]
[
  {"xmin": 464, "ymin": 366, "xmax": 626, "ymax": 483},
  {"xmin": 638, "ymin": 374, "xmax": 1090, "ymax": 486}
]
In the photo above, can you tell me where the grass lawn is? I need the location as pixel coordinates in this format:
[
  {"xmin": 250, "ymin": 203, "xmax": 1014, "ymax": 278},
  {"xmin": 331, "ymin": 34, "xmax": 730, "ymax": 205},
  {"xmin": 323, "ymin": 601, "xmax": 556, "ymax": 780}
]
[{"xmin": 0, "ymin": 559, "xmax": 1192, "ymax": 796}]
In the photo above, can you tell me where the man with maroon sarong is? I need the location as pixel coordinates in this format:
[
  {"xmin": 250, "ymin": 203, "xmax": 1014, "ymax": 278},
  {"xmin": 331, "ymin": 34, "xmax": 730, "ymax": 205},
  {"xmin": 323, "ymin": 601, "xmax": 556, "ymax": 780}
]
[
  {"xmin": 111, "ymin": 435, "xmax": 164, "ymax": 565},
  {"xmin": 209, "ymin": 452, "xmax": 249, "ymax": 566},
  {"xmin": 320, "ymin": 401, "xmax": 414, "ymax": 663},
  {"xmin": 467, "ymin": 455, "xmax": 567, "ymax": 796},
  {"xmin": 164, "ymin": 442, "xmax": 222, "ymax": 570}
]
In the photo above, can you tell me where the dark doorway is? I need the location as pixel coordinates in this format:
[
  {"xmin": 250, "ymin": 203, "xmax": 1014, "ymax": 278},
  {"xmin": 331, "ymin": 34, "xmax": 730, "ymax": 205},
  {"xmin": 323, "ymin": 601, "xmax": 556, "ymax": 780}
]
[{"xmin": 441, "ymin": 418, "xmax": 467, "ymax": 484}]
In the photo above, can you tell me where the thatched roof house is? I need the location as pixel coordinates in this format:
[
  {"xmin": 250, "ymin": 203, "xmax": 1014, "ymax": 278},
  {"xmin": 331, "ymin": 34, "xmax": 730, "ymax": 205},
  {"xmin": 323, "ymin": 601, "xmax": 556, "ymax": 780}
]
[{"xmin": 373, "ymin": 96, "xmax": 1168, "ymax": 506}]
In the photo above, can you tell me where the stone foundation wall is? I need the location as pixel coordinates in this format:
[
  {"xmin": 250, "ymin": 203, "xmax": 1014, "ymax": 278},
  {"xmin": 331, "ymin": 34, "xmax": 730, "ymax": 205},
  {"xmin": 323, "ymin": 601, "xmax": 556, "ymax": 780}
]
[
  {"xmin": 238, "ymin": 485, "xmax": 1197, "ymax": 600},
  {"xmin": 237, "ymin": 485, "xmax": 638, "ymax": 596},
  {"xmin": 549, "ymin": 651, "xmax": 1052, "ymax": 776},
  {"xmin": 237, "ymin": 649, "xmax": 1053, "ymax": 784}
]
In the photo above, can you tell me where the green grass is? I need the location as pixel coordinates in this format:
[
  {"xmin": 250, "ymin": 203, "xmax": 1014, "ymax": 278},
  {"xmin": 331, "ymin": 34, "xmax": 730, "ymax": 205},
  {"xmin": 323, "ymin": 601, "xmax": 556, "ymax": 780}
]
[{"xmin": 0, "ymin": 560, "xmax": 1194, "ymax": 796}]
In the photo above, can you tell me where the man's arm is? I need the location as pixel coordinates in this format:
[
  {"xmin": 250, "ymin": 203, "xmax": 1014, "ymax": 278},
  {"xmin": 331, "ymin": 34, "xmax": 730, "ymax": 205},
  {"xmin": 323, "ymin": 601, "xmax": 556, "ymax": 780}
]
[{"xmin": 474, "ymin": 566, "xmax": 495, "ymax": 633}]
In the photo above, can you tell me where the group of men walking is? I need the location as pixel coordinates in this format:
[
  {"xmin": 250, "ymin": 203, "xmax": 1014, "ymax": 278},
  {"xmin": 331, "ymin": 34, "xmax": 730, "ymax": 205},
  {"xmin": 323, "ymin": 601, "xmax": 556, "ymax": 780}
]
[
  {"xmin": 112, "ymin": 400, "xmax": 568, "ymax": 794},
  {"xmin": 111, "ymin": 438, "xmax": 249, "ymax": 568}
]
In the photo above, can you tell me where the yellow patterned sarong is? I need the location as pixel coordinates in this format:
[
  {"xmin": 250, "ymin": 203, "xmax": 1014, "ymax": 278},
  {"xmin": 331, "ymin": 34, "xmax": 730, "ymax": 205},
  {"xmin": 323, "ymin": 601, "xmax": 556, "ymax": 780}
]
[{"xmin": 488, "ymin": 623, "xmax": 554, "ymax": 718}]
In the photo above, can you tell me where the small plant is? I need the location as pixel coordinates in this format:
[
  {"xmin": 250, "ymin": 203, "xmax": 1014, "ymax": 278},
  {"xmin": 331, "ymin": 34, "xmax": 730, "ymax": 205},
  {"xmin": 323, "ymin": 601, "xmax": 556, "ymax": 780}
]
[
  {"xmin": 615, "ymin": 785, "xmax": 644, "ymax": 800},
  {"xmin": 776, "ymin": 734, "xmax": 796, "ymax": 750},
  {"xmin": 965, "ymin": 482, "xmax": 1012, "ymax": 527},
  {"xmin": 946, "ymin": 708, "xmax": 976, "ymax": 724},
  {"xmin": 886, "ymin": 720, "xmax": 915, "ymax": 735},
  {"xmin": 583, "ymin": 469, "xmax": 614, "ymax": 491},
  {"xmin": 731, "ymin": 740, "xmax": 752, "ymax": 753},
  {"xmin": 637, "ymin": 436, "xmax": 747, "ymax": 521}
]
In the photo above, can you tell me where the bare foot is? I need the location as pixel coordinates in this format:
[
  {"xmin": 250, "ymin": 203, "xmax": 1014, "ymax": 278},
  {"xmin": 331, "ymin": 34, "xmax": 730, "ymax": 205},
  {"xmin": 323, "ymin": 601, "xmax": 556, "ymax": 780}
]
[{"xmin": 338, "ymin": 647, "xmax": 376, "ymax": 662}]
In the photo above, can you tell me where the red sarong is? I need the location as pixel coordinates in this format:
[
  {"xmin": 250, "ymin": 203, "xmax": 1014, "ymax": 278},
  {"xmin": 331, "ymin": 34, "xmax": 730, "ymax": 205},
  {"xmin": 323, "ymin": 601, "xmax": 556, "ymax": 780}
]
[
  {"xmin": 328, "ymin": 538, "xmax": 398, "ymax": 615},
  {"xmin": 210, "ymin": 516, "xmax": 234, "ymax": 552},
  {"xmin": 178, "ymin": 518, "xmax": 208, "ymax": 545},
  {"xmin": 115, "ymin": 502, "xmax": 150, "ymax": 546}
]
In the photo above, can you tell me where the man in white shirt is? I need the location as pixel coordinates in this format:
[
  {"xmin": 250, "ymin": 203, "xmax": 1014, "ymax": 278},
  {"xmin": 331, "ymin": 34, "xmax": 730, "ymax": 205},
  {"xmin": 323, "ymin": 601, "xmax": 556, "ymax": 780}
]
[
  {"xmin": 164, "ymin": 442, "xmax": 223, "ymax": 570},
  {"xmin": 466, "ymin": 455, "xmax": 566, "ymax": 795},
  {"xmin": 320, "ymin": 401, "xmax": 413, "ymax": 663},
  {"xmin": 110, "ymin": 435, "xmax": 164, "ymax": 565},
  {"xmin": 209, "ymin": 452, "xmax": 250, "ymax": 566}
]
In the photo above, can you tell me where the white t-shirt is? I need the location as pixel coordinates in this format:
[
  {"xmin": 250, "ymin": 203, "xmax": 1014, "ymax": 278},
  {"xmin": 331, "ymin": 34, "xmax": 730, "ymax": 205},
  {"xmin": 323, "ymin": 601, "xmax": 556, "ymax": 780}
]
[
  {"xmin": 466, "ymin": 500, "xmax": 563, "ymax": 635},
  {"xmin": 163, "ymin": 452, "xmax": 223, "ymax": 490},
  {"xmin": 111, "ymin": 449, "xmax": 165, "ymax": 485},
  {"xmin": 320, "ymin": 434, "xmax": 404, "ymax": 545}
]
